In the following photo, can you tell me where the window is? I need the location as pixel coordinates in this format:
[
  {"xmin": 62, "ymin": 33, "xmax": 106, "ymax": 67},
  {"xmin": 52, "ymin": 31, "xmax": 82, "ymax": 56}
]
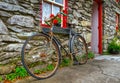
[{"xmin": 40, "ymin": 0, "xmax": 68, "ymax": 28}]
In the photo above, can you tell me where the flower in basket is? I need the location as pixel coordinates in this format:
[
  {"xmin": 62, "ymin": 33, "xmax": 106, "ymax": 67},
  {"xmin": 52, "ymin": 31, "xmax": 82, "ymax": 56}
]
[{"xmin": 50, "ymin": 14, "xmax": 61, "ymax": 26}]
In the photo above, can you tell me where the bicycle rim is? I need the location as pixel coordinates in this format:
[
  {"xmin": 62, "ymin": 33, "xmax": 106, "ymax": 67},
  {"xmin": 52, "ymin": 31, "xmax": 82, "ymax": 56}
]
[
  {"xmin": 21, "ymin": 33, "xmax": 60, "ymax": 80},
  {"xmin": 70, "ymin": 34, "xmax": 88, "ymax": 64}
]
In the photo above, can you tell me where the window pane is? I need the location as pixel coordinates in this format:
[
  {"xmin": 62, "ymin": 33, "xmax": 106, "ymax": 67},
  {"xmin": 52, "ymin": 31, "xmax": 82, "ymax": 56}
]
[
  {"xmin": 53, "ymin": 5, "xmax": 60, "ymax": 15},
  {"xmin": 55, "ymin": 0, "xmax": 63, "ymax": 4},
  {"xmin": 42, "ymin": 2, "xmax": 51, "ymax": 23}
]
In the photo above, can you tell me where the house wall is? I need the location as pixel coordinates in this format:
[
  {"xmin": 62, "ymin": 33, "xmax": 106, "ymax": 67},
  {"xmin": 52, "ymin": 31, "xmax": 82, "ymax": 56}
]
[
  {"xmin": 0, "ymin": 0, "xmax": 40, "ymax": 66},
  {"xmin": 102, "ymin": 0, "xmax": 120, "ymax": 51},
  {"xmin": 68, "ymin": 0, "xmax": 93, "ymax": 44},
  {"xmin": 0, "ymin": 0, "xmax": 93, "ymax": 65},
  {"xmin": 0, "ymin": 0, "xmax": 93, "ymax": 75},
  {"xmin": 0, "ymin": 0, "xmax": 120, "ymax": 75}
]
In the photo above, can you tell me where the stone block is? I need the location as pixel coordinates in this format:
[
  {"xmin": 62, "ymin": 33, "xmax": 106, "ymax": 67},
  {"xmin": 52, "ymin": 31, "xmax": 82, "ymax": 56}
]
[
  {"xmin": 81, "ymin": 21, "xmax": 91, "ymax": 27},
  {"xmin": 0, "ymin": 35, "xmax": 22, "ymax": 43},
  {"xmin": 0, "ymin": 19, "xmax": 8, "ymax": 34},
  {"xmin": 4, "ymin": 44, "xmax": 24, "ymax": 52},
  {"xmin": 0, "ymin": 64, "xmax": 16, "ymax": 75},
  {"xmin": 7, "ymin": 15, "xmax": 34, "ymax": 28}
]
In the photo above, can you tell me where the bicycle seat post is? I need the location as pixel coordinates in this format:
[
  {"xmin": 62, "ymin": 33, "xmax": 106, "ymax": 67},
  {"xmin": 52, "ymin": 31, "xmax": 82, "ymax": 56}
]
[{"xmin": 49, "ymin": 23, "xmax": 54, "ymax": 37}]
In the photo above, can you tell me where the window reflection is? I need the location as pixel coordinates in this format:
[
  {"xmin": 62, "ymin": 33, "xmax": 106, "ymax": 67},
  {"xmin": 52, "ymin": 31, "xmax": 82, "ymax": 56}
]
[
  {"xmin": 55, "ymin": 0, "xmax": 63, "ymax": 4},
  {"xmin": 53, "ymin": 5, "xmax": 60, "ymax": 15},
  {"xmin": 42, "ymin": 2, "xmax": 52, "ymax": 23}
]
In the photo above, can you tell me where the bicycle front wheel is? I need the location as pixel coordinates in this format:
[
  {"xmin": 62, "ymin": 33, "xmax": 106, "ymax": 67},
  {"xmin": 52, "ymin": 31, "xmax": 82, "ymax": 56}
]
[
  {"xmin": 70, "ymin": 34, "xmax": 88, "ymax": 65},
  {"xmin": 21, "ymin": 33, "xmax": 60, "ymax": 80}
]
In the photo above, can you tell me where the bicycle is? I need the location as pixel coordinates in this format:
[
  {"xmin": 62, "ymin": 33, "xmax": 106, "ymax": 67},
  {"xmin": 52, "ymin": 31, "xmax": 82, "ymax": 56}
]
[{"xmin": 21, "ymin": 12, "xmax": 88, "ymax": 80}]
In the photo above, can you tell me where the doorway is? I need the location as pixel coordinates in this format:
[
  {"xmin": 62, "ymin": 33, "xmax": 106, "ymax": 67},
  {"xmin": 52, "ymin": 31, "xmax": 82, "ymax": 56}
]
[{"xmin": 91, "ymin": 0, "xmax": 103, "ymax": 54}]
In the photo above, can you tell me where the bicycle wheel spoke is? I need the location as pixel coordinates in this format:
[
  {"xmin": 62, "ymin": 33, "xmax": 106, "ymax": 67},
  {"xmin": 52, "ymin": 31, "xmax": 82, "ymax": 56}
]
[
  {"xmin": 71, "ymin": 34, "xmax": 88, "ymax": 64},
  {"xmin": 21, "ymin": 33, "xmax": 60, "ymax": 80}
]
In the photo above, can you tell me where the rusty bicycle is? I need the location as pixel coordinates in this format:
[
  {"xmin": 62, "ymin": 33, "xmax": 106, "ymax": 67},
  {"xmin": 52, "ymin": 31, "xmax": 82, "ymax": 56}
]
[{"xmin": 21, "ymin": 12, "xmax": 88, "ymax": 80}]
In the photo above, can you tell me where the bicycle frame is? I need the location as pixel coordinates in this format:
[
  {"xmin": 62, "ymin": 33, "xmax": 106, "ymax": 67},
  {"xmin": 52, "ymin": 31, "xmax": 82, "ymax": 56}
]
[
  {"xmin": 21, "ymin": 12, "xmax": 88, "ymax": 80},
  {"xmin": 42, "ymin": 26, "xmax": 76, "ymax": 59}
]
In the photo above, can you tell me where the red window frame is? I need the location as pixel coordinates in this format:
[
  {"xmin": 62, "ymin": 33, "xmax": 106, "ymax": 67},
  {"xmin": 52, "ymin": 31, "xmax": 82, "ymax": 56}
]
[
  {"xmin": 116, "ymin": 0, "xmax": 119, "ymax": 2},
  {"xmin": 40, "ymin": 0, "xmax": 68, "ymax": 28}
]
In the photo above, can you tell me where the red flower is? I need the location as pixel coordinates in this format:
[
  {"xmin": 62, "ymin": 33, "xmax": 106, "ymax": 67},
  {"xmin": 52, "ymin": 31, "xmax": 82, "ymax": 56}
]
[
  {"xmin": 48, "ymin": 13, "xmax": 61, "ymax": 25},
  {"xmin": 63, "ymin": 10, "xmax": 65, "ymax": 13},
  {"xmin": 53, "ymin": 19, "xmax": 58, "ymax": 25},
  {"xmin": 50, "ymin": 14, "xmax": 54, "ymax": 18},
  {"xmin": 57, "ymin": 14, "xmax": 61, "ymax": 18}
]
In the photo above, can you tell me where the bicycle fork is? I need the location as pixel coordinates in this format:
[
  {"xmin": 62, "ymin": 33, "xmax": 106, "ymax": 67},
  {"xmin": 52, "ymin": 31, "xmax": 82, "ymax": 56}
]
[{"xmin": 69, "ymin": 31, "xmax": 80, "ymax": 65}]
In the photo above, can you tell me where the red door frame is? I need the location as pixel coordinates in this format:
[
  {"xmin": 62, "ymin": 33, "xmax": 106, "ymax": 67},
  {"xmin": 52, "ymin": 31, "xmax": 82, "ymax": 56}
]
[
  {"xmin": 94, "ymin": 0, "xmax": 103, "ymax": 54},
  {"xmin": 116, "ymin": 14, "xmax": 119, "ymax": 31}
]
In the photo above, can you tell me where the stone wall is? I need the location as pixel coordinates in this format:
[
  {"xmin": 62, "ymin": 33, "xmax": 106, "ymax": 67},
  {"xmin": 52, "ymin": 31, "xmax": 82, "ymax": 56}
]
[
  {"xmin": 68, "ymin": 0, "xmax": 92, "ymax": 43},
  {"xmin": 0, "ymin": 0, "xmax": 119, "ymax": 76},
  {"xmin": 0, "ymin": 0, "xmax": 40, "ymax": 65},
  {"xmin": 0, "ymin": 0, "xmax": 93, "ymax": 66},
  {"xmin": 0, "ymin": 0, "xmax": 93, "ymax": 75},
  {"xmin": 102, "ymin": 0, "xmax": 120, "ymax": 51}
]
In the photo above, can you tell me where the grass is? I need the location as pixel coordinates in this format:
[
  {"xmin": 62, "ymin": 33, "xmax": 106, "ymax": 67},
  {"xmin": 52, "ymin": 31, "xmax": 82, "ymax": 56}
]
[
  {"xmin": 46, "ymin": 64, "xmax": 55, "ymax": 71},
  {"xmin": 6, "ymin": 66, "xmax": 29, "ymax": 81},
  {"xmin": 60, "ymin": 58, "xmax": 71, "ymax": 67},
  {"xmin": 33, "ymin": 57, "xmax": 71, "ymax": 74},
  {"xmin": 0, "ymin": 76, "xmax": 3, "ymax": 82},
  {"xmin": 34, "ymin": 64, "xmax": 55, "ymax": 74},
  {"xmin": 3, "ymin": 55, "xmax": 84, "ymax": 81},
  {"xmin": 87, "ymin": 51, "xmax": 95, "ymax": 59},
  {"xmin": 102, "ymin": 51, "xmax": 110, "ymax": 55},
  {"xmin": 29, "ymin": 61, "xmax": 44, "ymax": 68}
]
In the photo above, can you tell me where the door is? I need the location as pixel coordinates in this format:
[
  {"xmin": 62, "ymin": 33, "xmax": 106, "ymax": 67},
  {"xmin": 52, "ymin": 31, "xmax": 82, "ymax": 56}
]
[
  {"xmin": 91, "ymin": 1, "xmax": 99, "ymax": 53},
  {"xmin": 91, "ymin": 0, "xmax": 103, "ymax": 54}
]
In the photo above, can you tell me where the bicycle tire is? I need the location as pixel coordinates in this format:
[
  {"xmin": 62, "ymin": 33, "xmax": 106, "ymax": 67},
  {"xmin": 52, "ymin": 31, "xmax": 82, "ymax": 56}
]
[
  {"xmin": 21, "ymin": 32, "xmax": 61, "ymax": 80},
  {"xmin": 70, "ymin": 34, "xmax": 88, "ymax": 65}
]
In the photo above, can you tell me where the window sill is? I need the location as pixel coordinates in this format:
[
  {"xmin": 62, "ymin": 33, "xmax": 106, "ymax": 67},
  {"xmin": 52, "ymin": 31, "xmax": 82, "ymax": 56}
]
[{"xmin": 42, "ymin": 26, "xmax": 70, "ymax": 34}]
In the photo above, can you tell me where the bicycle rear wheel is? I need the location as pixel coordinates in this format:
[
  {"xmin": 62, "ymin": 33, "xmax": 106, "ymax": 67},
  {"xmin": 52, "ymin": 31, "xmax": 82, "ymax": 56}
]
[
  {"xmin": 21, "ymin": 33, "xmax": 60, "ymax": 80},
  {"xmin": 70, "ymin": 34, "xmax": 88, "ymax": 65}
]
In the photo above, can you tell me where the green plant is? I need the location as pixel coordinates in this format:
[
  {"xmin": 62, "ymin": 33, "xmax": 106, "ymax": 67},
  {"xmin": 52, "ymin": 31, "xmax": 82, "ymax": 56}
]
[
  {"xmin": 34, "ymin": 69, "xmax": 42, "ymax": 74},
  {"xmin": 6, "ymin": 73, "xmax": 17, "ymax": 80},
  {"xmin": 0, "ymin": 76, "xmax": 3, "ymax": 82},
  {"xmin": 102, "ymin": 51, "xmax": 110, "ymax": 55},
  {"xmin": 49, "ymin": 14, "xmax": 61, "ymax": 25},
  {"xmin": 33, "ymin": 59, "xmax": 71, "ymax": 77},
  {"xmin": 34, "ymin": 64, "xmax": 55, "ymax": 74},
  {"xmin": 29, "ymin": 61, "xmax": 44, "ymax": 68},
  {"xmin": 88, "ymin": 51, "xmax": 95, "ymax": 59},
  {"xmin": 46, "ymin": 64, "xmax": 55, "ymax": 71},
  {"xmin": 6, "ymin": 66, "xmax": 29, "ymax": 80},
  {"xmin": 60, "ymin": 58, "xmax": 71, "ymax": 67},
  {"xmin": 15, "ymin": 66, "xmax": 28, "ymax": 78},
  {"xmin": 107, "ymin": 37, "xmax": 120, "ymax": 54}
]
